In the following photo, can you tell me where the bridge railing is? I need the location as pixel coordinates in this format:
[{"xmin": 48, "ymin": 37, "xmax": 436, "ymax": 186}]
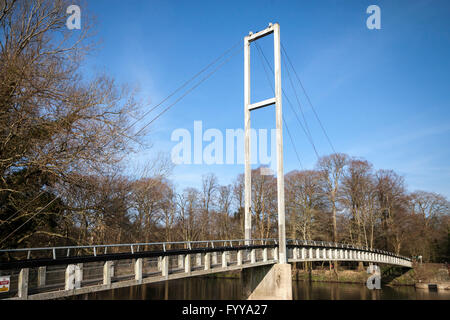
[
  {"xmin": 286, "ymin": 239, "xmax": 411, "ymax": 262},
  {"xmin": 0, "ymin": 238, "xmax": 278, "ymax": 262},
  {"xmin": 0, "ymin": 238, "xmax": 410, "ymax": 263},
  {"xmin": 0, "ymin": 238, "xmax": 412, "ymax": 300}
]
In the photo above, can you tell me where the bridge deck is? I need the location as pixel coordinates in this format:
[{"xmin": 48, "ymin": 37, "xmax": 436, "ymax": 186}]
[{"xmin": 0, "ymin": 239, "xmax": 411, "ymax": 300}]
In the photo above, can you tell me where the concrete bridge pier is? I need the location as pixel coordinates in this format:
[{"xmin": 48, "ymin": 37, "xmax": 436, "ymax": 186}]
[
  {"xmin": 38, "ymin": 266, "xmax": 46, "ymax": 288},
  {"xmin": 196, "ymin": 253, "xmax": 202, "ymax": 267},
  {"xmin": 241, "ymin": 264, "xmax": 292, "ymax": 300},
  {"xmin": 237, "ymin": 250, "xmax": 243, "ymax": 265},
  {"xmin": 184, "ymin": 254, "xmax": 191, "ymax": 274},
  {"xmin": 222, "ymin": 251, "xmax": 228, "ymax": 268},
  {"xmin": 135, "ymin": 258, "xmax": 143, "ymax": 283},
  {"xmin": 18, "ymin": 268, "xmax": 29, "ymax": 299},
  {"xmin": 103, "ymin": 261, "xmax": 113, "ymax": 285},
  {"xmin": 292, "ymin": 248, "xmax": 298, "ymax": 260},
  {"xmin": 65, "ymin": 265, "xmax": 75, "ymax": 290},
  {"xmin": 178, "ymin": 255, "xmax": 184, "ymax": 269},
  {"xmin": 75, "ymin": 263, "xmax": 83, "ymax": 288},
  {"xmin": 204, "ymin": 253, "xmax": 211, "ymax": 270},
  {"xmin": 161, "ymin": 256, "xmax": 169, "ymax": 278},
  {"xmin": 65, "ymin": 264, "xmax": 83, "ymax": 290},
  {"xmin": 263, "ymin": 248, "xmax": 268, "ymax": 261}
]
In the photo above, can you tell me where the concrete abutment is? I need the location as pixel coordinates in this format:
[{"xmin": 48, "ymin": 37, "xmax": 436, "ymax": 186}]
[{"xmin": 241, "ymin": 263, "xmax": 292, "ymax": 300}]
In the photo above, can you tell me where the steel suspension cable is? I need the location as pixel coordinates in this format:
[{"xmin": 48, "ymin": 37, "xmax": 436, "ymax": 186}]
[
  {"xmin": 0, "ymin": 195, "xmax": 61, "ymax": 245},
  {"xmin": 0, "ymin": 192, "xmax": 45, "ymax": 226},
  {"xmin": 254, "ymin": 42, "xmax": 320, "ymax": 160},
  {"xmin": 281, "ymin": 52, "xmax": 315, "ymax": 147},
  {"xmin": 126, "ymin": 39, "xmax": 242, "ymax": 135},
  {"xmin": 253, "ymin": 42, "xmax": 305, "ymax": 169},
  {"xmin": 281, "ymin": 42, "xmax": 337, "ymax": 154},
  {"xmin": 134, "ymin": 45, "xmax": 242, "ymax": 136},
  {"xmin": 283, "ymin": 117, "xmax": 304, "ymax": 170}
]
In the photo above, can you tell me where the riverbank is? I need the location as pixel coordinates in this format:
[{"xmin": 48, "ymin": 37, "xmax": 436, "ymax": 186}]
[{"xmin": 293, "ymin": 268, "xmax": 373, "ymax": 284}]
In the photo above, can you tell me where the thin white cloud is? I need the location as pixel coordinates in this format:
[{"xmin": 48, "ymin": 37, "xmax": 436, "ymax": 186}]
[{"xmin": 346, "ymin": 122, "xmax": 450, "ymax": 157}]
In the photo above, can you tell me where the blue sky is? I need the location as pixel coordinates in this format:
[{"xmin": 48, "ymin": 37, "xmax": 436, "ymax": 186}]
[{"xmin": 82, "ymin": 0, "xmax": 450, "ymax": 198}]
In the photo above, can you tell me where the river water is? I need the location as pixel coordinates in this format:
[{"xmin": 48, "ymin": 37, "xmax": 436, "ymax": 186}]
[{"xmin": 73, "ymin": 277, "xmax": 450, "ymax": 300}]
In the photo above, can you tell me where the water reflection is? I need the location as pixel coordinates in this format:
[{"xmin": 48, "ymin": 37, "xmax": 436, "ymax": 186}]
[
  {"xmin": 72, "ymin": 278, "xmax": 450, "ymax": 300},
  {"xmin": 292, "ymin": 281, "xmax": 450, "ymax": 300}
]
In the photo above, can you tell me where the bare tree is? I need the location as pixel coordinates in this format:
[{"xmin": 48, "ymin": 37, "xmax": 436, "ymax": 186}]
[
  {"xmin": 317, "ymin": 153, "xmax": 348, "ymax": 242},
  {"xmin": 176, "ymin": 187, "xmax": 202, "ymax": 243},
  {"xmin": 409, "ymin": 190, "xmax": 450, "ymax": 261},
  {"xmin": 215, "ymin": 185, "xmax": 234, "ymax": 239},
  {"xmin": 200, "ymin": 173, "xmax": 218, "ymax": 239},
  {"xmin": 285, "ymin": 170, "xmax": 323, "ymax": 241},
  {"xmin": 160, "ymin": 182, "xmax": 176, "ymax": 244},
  {"xmin": 251, "ymin": 168, "xmax": 277, "ymax": 240},
  {"xmin": 374, "ymin": 170, "xmax": 409, "ymax": 254},
  {"xmin": 130, "ymin": 177, "xmax": 166, "ymax": 244},
  {"xmin": 0, "ymin": 0, "xmax": 141, "ymax": 248},
  {"xmin": 232, "ymin": 174, "xmax": 245, "ymax": 237},
  {"xmin": 341, "ymin": 159, "xmax": 378, "ymax": 249}
]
